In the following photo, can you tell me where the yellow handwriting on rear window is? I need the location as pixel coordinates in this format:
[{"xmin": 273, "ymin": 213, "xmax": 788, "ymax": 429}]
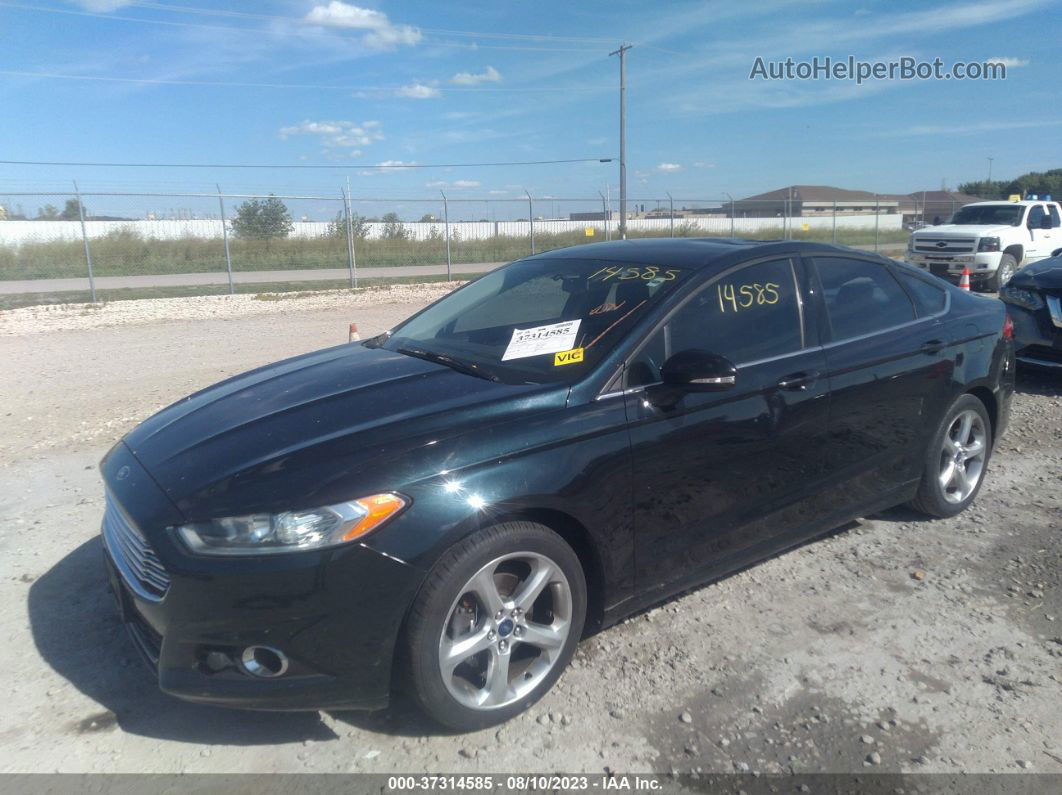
[{"xmin": 554, "ymin": 348, "xmax": 584, "ymax": 366}]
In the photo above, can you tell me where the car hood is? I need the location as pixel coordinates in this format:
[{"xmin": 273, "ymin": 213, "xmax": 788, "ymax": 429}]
[
  {"xmin": 1008, "ymin": 256, "xmax": 1062, "ymax": 290},
  {"xmin": 913, "ymin": 224, "xmax": 1013, "ymax": 238},
  {"xmin": 123, "ymin": 343, "xmax": 565, "ymax": 518}
]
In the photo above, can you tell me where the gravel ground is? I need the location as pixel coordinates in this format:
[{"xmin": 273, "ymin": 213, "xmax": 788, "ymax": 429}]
[{"xmin": 0, "ymin": 289, "xmax": 1059, "ymax": 775}]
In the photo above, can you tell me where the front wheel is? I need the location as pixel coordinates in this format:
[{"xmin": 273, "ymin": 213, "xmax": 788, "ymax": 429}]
[
  {"xmin": 401, "ymin": 522, "xmax": 586, "ymax": 731},
  {"xmin": 908, "ymin": 394, "xmax": 992, "ymax": 518},
  {"xmin": 989, "ymin": 253, "xmax": 1017, "ymax": 292}
]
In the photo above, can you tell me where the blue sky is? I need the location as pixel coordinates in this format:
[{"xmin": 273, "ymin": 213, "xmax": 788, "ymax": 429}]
[{"xmin": 1, "ymin": 0, "xmax": 1061, "ymax": 218}]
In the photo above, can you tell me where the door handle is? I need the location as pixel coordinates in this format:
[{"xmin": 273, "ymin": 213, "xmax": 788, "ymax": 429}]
[
  {"xmin": 920, "ymin": 339, "xmax": 946, "ymax": 354},
  {"xmin": 777, "ymin": 371, "xmax": 819, "ymax": 391}
]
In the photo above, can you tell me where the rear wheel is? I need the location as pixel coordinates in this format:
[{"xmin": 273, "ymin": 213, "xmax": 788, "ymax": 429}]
[
  {"xmin": 909, "ymin": 394, "xmax": 991, "ymax": 517},
  {"xmin": 990, "ymin": 254, "xmax": 1017, "ymax": 292},
  {"xmin": 401, "ymin": 522, "xmax": 586, "ymax": 731}
]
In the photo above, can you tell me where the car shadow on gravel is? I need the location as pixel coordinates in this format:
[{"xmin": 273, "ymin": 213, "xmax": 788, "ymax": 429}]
[
  {"xmin": 1015, "ymin": 368, "xmax": 1060, "ymax": 396},
  {"xmin": 29, "ymin": 538, "xmax": 340, "ymax": 745}
]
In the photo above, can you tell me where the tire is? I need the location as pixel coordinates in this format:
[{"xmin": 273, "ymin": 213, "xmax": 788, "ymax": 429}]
[
  {"xmin": 990, "ymin": 254, "xmax": 1017, "ymax": 292},
  {"xmin": 401, "ymin": 521, "xmax": 587, "ymax": 731},
  {"xmin": 908, "ymin": 394, "xmax": 992, "ymax": 518}
]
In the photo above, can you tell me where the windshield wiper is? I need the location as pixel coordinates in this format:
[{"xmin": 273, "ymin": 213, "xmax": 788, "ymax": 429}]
[{"xmin": 396, "ymin": 347, "xmax": 500, "ymax": 382}]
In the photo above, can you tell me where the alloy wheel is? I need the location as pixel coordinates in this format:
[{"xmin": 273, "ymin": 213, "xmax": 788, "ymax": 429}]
[
  {"xmin": 438, "ymin": 551, "xmax": 572, "ymax": 711},
  {"xmin": 938, "ymin": 409, "xmax": 987, "ymax": 504}
]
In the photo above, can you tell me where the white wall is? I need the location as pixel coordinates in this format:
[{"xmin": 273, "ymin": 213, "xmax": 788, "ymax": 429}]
[{"xmin": 0, "ymin": 213, "xmax": 902, "ymax": 246}]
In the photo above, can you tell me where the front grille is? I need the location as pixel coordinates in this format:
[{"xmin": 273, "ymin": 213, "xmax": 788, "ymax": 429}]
[
  {"xmin": 127, "ymin": 610, "xmax": 163, "ymax": 667},
  {"xmin": 914, "ymin": 237, "xmax": 976, "ymax": 254},
  {"xmin": 102, "ymin": 491, "xmax": 170, "ymax": 601}
]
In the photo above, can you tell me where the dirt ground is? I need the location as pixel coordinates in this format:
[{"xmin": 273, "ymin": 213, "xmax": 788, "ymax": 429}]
[{"xmin": 0, "ymin": 289, "xmax": 1059, "ymax": 775}]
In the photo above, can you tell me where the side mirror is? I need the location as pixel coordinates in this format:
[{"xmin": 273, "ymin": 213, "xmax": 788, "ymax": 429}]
[{"xmin": 660, "ymin": 350, "xmax": 737, "ymax": 392}]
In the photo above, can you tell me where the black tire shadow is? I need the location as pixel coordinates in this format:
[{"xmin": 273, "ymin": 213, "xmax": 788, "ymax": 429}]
[{"xmin": 29, "ymin": 538, "xmax": 338, "ymax": 744}]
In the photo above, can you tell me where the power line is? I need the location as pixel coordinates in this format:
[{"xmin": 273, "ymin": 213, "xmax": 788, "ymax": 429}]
[
  {"xmin": 0, "ymin": 2, "xmax": 606, "ymax": 51},
  {"xmin": 0, "ymin": 158, "xmax": 614, "ymax": 170},
  {"xmin": 0, "ymin": 70, "xmax": 608, "ymax": 92}
]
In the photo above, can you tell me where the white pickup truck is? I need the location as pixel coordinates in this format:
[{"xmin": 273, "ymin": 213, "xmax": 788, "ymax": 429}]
[{"xmin": 906, "ymin": 199, "xmax": 1061, "ymax": 291}]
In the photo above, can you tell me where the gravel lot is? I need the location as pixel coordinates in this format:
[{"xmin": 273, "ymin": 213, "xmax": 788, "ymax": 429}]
[{"xmin": 0, "ymin": 287, "xmax": 1059, "ymax": 775}]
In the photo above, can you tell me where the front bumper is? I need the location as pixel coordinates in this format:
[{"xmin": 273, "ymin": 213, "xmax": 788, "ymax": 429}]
[
  {"xmin": 101, "ymin": 443, "xmax": 426, "ymax": 711},
  {"xmin": 907, "ymin": 251, "xmax": 1001, "ymax": 284},
  {"xmin": 1008, "ymin": 298, "xmax": 1062, "ymax": 370}
]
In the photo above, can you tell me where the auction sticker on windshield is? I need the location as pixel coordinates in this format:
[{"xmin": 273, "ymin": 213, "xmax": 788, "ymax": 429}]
[{"xmin": 502, "ymin": 319, "xmax": 582, "ymax": 361}]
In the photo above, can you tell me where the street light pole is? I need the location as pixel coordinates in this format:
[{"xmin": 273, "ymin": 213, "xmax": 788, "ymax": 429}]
[
  {"xmin": 609, "ymin": 43, "xmax": 632, "ymax": 240},
  {"xmin": 987, "ymin": 157, "xmax": 994, "ymax": 184}
]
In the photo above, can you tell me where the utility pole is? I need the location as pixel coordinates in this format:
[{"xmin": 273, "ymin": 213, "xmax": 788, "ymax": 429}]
[
  {"xmin": 987, "ymin": 157, "xmax": 994, "ymax": 184},
  {"xmin": 610, "ymin": 43, "xmax": 632, "ymax": 240}
]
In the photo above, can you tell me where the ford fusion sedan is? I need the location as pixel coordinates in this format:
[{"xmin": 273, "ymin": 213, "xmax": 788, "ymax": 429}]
[{"xmin": 100, "ymin": 239, "xmax": 1014, "ymax": 730}]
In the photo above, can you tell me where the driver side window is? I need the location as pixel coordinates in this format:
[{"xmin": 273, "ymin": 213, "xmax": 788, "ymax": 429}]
[{"xmin": 625, "ymin": 258, "xmax": 804, "ymax": 387}]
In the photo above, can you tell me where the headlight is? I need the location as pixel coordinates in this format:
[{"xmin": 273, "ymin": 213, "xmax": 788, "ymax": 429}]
[
  {"xmin": 977, "ymin": 237, "xmax": 1001, "ymax": 252},
  {"xmin": 999, "ymin": 286, "xmax": 1044, "ymax": 311},
  {"xmin": 174, "ymin": 493, "xmax": 408, "ymax": 556}
]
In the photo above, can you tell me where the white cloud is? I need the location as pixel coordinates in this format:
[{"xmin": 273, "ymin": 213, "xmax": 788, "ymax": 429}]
[
  {"xmin": 303, "ymin": 2, "xmax": 421, "ymax": 49},
  {"xmin": 657, "ymin": 162, "xmax": 683, "ymax": 173},
  {"xmin": 396, "ymin": 82, "xmax": 440, "ymax": 99},
  {"xmin": 694, "ymin": 161, "xmax": 716, "ymax": 168},
  {"xmin": 881, "ymin": 118, "xmax": 1062, "ymax": 137},
  {"xmin": 488, "ymin": 190, "xmax": 508, "ymax": 195},
  {"xmin": 376, "ymin": 160, "xmax": 416, "ymax": 168},
  {"xmin": 450, "ymin": 66, "xmax": 501, "ymax": 85},
  {"xmin": 985, "ymin": 56, "xmax": 1030, "ymax": 68},
  {"xmin": 71, "ymin": 0, "xmax": 132, "ymax": 10},
  {"xmin": 278, "ymin": 119, "xmax": 384, "ymax": 152},
  {"xmin": 426, "ymin": 180, "xmax": 481, "ymax": 189}
]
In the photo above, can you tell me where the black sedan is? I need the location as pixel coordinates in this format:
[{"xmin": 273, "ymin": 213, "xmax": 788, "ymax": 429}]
[
  {"xmin": 100, "ymin": 239, "xmax": 1014, "ymax": 730},
  {"xmin": 1001, "ymin": 252, "xmax": 1062, "ymax": 371}
]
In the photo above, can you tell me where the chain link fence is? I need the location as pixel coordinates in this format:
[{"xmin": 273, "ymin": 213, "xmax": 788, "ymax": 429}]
[{"xmin": 0, "ymin": 186, "xmax": 986, "ymax": 307}]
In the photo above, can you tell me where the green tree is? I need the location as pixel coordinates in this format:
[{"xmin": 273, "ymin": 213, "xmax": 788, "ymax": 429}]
[
  {"xmin": 326, "ymin": 211, "xmax": 368, "ymax": 240},
  {"xmin": 419, "ymin": 213, "xmax": 436, "ymax": 222},
  {"xmin": 381, "ymin": 212, "xmax": 409, "ymax": 240},
  {"xmin": 959, "ymin": 168, "xmax": 1062, "ymax": 200},
  {"xmin": 37, "ymin": 204, "xmax": 60, "ymax": 219},
  {"xmin": 60, "ymin": 199, "xmax": 85, "ymax": 220},
  {"xmin": 231, "ymin": 195, "xmax": 294, "ymax": 240}
]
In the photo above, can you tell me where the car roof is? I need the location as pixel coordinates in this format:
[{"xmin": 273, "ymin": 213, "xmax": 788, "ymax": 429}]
[{"xmin": 529, "ymin": 237, "xmax": 874, "ymax": 270}]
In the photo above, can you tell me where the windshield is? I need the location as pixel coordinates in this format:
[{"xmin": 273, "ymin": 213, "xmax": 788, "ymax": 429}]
[
  {"xmin": 378, "ymin": 257, "xmax": 694, "ymax": 384},
  {"xmin": 949, "ymin": 205, "xmax": 1023, "ymax": 226}
]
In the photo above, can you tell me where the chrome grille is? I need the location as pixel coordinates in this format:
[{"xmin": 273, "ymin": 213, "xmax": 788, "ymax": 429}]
[
  {"xmin": 102, "ymin": 491, "xmax": 170, "ymax": 601},
  {"xmin": 913, "ymin": 237, "xmax": 976, "ymax": 254}
]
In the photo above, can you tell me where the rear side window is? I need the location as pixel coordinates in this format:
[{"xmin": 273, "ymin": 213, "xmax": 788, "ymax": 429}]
[
  {"xmin": 814, "ymin": 257, "xmax": 915, "ymax": 342},
  {"xmin": 896, "ymin": 269, "xmax": 947, "ymax": 316},
  {"xmin": 1028, "ymin": 205, "xmax": 1046, "ymax": 228},
  {"xmin": 1049, "ymin": 205, "xmax": 1061, "ymax": 228}
]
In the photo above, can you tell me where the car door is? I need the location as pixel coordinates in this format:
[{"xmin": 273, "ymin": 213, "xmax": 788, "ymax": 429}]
[
  {"xmin": 623, "ymin": 256, "xmax": 831, "ymax": 594},
  {"xmin": 808, "ymin": 254, "xmax": 952, "ymax": 512},
  {"xmin": 1025, "ymin": 204, "xmax": 1050, "ymax": 262}
]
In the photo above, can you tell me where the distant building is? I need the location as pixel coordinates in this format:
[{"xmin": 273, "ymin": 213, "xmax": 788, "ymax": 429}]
[
  {"xmin": 732, "ymin": 185, "xmax": 899, "ymax": 218},
  {"xmin": 890, "ymin": 190, "xmax": 985, "ymax": 225},
  {"xmin": 569, "ymin": 210, "xmax": 613, "ymax": 221}
]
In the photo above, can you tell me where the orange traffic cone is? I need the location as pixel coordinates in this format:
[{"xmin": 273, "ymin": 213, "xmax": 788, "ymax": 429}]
[
  {"xmin": 959, "ymin": 266, "xmax": 971, "ymax": 291},
  {"xmin": 348, "ymin": 322, "xmax": 360, "ymax": 342}
]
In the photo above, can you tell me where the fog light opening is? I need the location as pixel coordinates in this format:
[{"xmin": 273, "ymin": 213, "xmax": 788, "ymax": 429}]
[{"xmin": 240, "ymin": 645, "xmax": 289, "ymax": 678}]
